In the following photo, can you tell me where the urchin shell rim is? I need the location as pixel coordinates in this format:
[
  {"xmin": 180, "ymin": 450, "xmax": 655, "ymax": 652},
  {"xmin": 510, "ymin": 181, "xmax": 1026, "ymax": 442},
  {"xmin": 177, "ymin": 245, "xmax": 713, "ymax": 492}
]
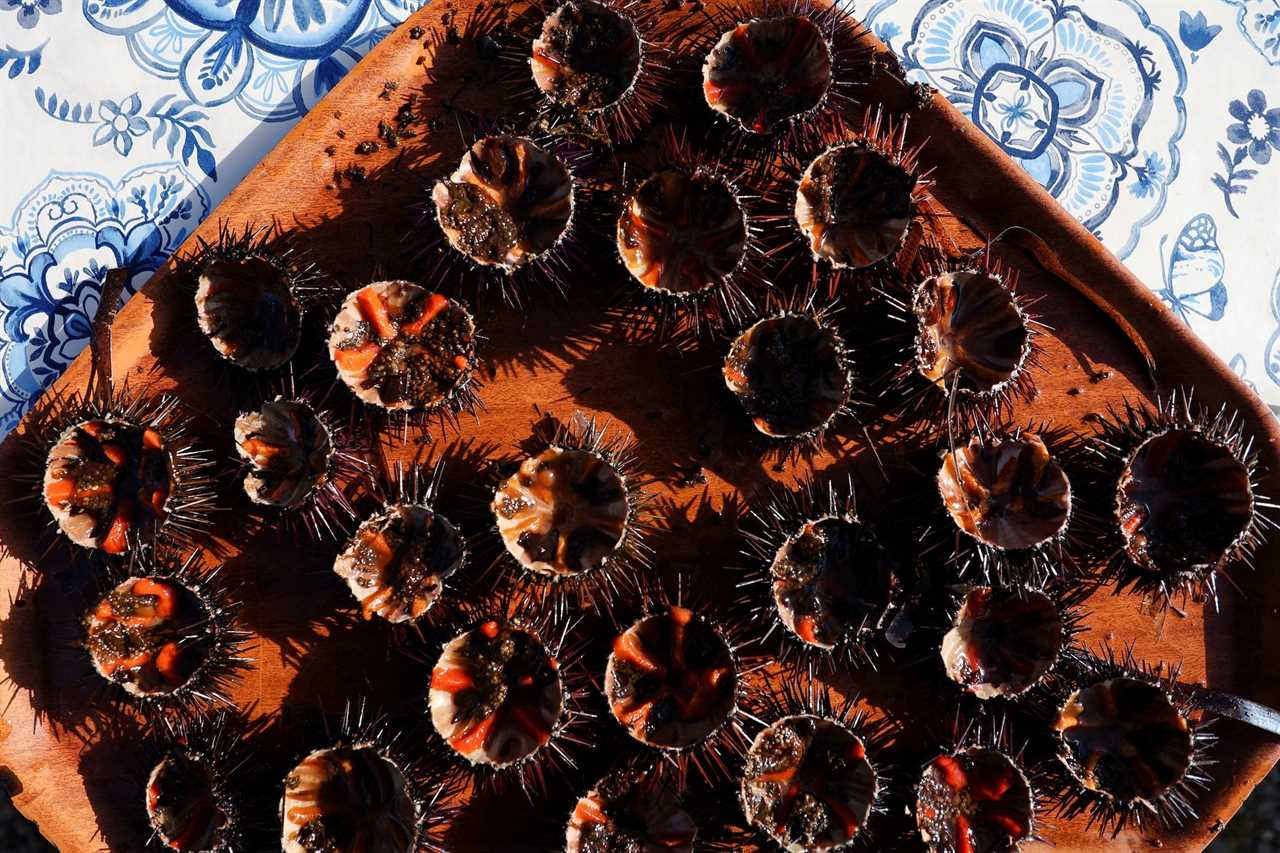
[
  {"xmin": 723, "ymin": 305, "xmax": 857, "ymax": 446},
  {"xmin": 175, "ymin": 220, "xmax": 325, "ymax": 374},
  {"xmin": 84, "ymin": 550, "xmax": 253, "ymax": 717},
  {"xmin": 431, "ymin": 135, "xmax": 579, "ymax": 275},
  {"xmin": 326, "ymin": 280, "xmax": 484, "ymax": 417}
]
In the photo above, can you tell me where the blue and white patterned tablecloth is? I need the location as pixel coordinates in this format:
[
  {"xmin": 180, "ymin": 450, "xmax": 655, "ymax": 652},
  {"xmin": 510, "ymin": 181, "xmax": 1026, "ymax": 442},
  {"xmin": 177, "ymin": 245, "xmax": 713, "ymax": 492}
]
[{"xmin": 0, "ymin": 0, "xmax": 1278, "ymax": 433}]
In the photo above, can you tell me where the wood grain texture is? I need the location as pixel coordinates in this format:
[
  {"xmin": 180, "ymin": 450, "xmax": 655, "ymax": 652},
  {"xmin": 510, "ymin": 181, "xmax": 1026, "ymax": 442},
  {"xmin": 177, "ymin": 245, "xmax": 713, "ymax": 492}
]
[{"xmin": 1, "ymin": 2, "xmax": 1279, "ymax": 851}]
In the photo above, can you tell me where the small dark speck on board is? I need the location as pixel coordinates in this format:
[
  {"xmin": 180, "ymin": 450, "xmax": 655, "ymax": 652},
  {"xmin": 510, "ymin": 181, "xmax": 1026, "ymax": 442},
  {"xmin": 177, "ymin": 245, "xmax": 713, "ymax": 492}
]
[{"xmin": 409, "ymin": 25, "xmax": 424, "ymax": 38}]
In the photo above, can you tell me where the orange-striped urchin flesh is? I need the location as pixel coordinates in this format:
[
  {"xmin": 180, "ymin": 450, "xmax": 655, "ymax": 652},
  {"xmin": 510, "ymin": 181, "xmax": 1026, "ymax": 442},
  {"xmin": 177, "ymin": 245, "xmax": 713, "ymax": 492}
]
[
  {"xmin": 280, "ymin": 744, "xmax": 419, "ymax": 853},
  {"xmin": 566, "ymin": 766, "xmax": 697, "ymax": 853},
  {"xmin": 234, "ymin": 398, "xmax": 332, "ymax": 509},
  {"xmin": 723, "ymin": 311, "xmax": 852, "ymax": 440},
  {"xmin": 1054, "ymin": 677, "xmax": 1194, "ymax": 811},
  {"xmin": 940, "ymin": 587, "xmax": 1066, "ymax": 701},
  {"xmin": 432, "ymin": 136, "xmax": 574, "ymax": 271},
  {"xmin": 44, "ymin": 418, "xmax": 174, "ymax": 554},
  {"xmin": 604, "ymin": 606, "xmax": 737, "ymax": 750},
  {"xmin": 617, "ymin": 169, "xmax": 748, "ymax": 296},
  {"xmin": 328, "ymin": 281, "xmax": 478, "ymax": 413},
  {"xmin": 82, "ymin": 552, "xmax": 249, "ymax": 717},
  {"xmin": 915, "ymin": 747, "xmax": 1036, "ymax": 853},
  {"xmin": 85, "ymin": 574, "xmax": 235, "ymax": 702},
  {"xmin": 334, "ymin": 503, "xmax": 465, "ymax": 624},
  {"xmin": 914, "ymin": 269, "xmax": 1032, "ymax": 400},
  {"xmin": 702, "ymin": 15, "xmax": 833, "ymax": 135},
  {"xmin": 795, "ymin": 142, "xmax": 915, "ymax": 270},
  {"xmin": 769, "ymin": 516, "xmax": 894, "ymax": 654},
  {"xmin": 428, "ymin": 620, "xmax": 563, "ymax": 767},
  {"xmin": 938, "ymin": 433, "xmax": 1071, "ymax": 553},
  {"xmin": 739, "ymin": 714, "xmax": 878, "ymax": 852},
  {"xmin": 531, "ymin": 0, "xmax": 642, "ymax": 112},
  {"xmin": 493, "ymin": 446, "xmax": 629, "ymax": 579},
  {"xmin": 195, "ymin": 256, "xmax": 302, "ymax": 371}
]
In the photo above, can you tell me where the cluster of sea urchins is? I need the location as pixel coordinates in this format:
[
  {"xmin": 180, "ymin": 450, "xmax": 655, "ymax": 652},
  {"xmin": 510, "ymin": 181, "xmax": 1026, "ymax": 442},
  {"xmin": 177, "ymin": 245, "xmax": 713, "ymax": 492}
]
[{"xmin": 18, "ymin": 0, "xmax": 1280, "ymax": 850}]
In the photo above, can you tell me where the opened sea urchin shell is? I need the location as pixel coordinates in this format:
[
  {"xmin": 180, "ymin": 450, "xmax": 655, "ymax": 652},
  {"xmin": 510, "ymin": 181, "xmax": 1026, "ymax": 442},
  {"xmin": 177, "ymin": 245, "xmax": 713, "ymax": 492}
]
[
  {"xmin": 566, "ymin": 766, "xmax": 697, "ymax": 853},
  {"xmin": 44, "ymin": 418, "xmax": 175, "ymax": 554},
  {"xmin": 432, "ymin": 136, "xmax": 574, "ymax": 271},
  {"xmin": 604, "ymin": 606, "xmax": 737, "ymax": 749},
  {"xmin": 329, "ymin": 281, "xmax": 477, "ymax": 412},
  {"xmin": 617, "ymin": 169, "xmax": 748, "ymax": 296},
  {"xmin": 531, "ymin": 0, "xmax": 642, "ymax": 112},
  {"xmin": 429, "ymin": 620, "xmax": 563, "ymax": 767},
  {"xmin": 723, "ymin": 312, "xmax": 850, "ymax": 440},
  {"xmin": 334, "ymin": 503, "xmax": 464, "ymax": 623},
  {"xmin": 195, "ymin": 256, "xmax": 302, "ymax": 371},
  {"xmin": 280, "ymin": 744, "xmax": 419, "ymax": 853},
  {"xmin": 739, "ymin": 714, "xmax": 877, "ymax": 852},
  {"xmin": 916, "ymin": 747, "xmax": 1035, "ymax": 853},
  {"xmin": 234, "ymin": 398, "xmax": 333, "ymax": 509},
  {"xmin": 702, "ymin": 15, "xmax": 833, "ymax": 135},
  {"xmin": 795, "ymin": 143, "xmax": 915, "ymax": 269},
  {"xmin": 492, "ymin": 446, "xmax": 629, "ymax": 579}
]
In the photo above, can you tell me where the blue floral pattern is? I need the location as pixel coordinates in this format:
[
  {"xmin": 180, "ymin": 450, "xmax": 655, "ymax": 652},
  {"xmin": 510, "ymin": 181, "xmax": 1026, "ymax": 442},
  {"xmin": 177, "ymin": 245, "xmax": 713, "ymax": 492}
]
[
  {"xmin": 35, "ymin": 88, "xmax": 218, "ymax": 179},
  {"xmin": 1224, "ymin": 0, "xmax": 1280, "ymax": 64},
  {"xmin": 84, "ymin": 0, "xmax": 422, "ymax": 120},
  {"xmin": 0, "ymin": 166, "xmax": 209, "ymax": 431},
  {"xmin": 1178, "ymin": 10, "xmax": 1222, "ymax": 62},
  {"xmin": 2, "ymin": 0, "xmax": 1280, "ymax": 435},
  {"xmin": 864, "ymin": 0, "xmax": 1187, "ymax": 261},
  {"xmin": 1, "ymin": 0, "xmax": 60, "ymax": 29},
  {"xmin": 1211, "ymin": 88, "xmax": 1279, "ymax": 217}
]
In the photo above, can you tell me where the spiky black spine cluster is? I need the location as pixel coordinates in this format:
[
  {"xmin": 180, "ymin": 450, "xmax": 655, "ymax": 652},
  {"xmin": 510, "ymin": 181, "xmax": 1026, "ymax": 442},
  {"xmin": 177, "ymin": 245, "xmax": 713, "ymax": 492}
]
[
  {"xmin": 22, "ymin": 385, "xmax": 218, "ymax": 558},
  {"xmin": 425, "ymin": 591, "xmax": 593, "ymax": 799},
  {"xmin": 734, "ymin": 473, "xmax": 898, "ymax": 674},
  {"xmin": 173, "ymin": 221, "xmax": 332, "ymax": 368},
  {"xmin": 87, "ymin": 549, "xmax": 252, "ymax": 721},
  {"xmin": 918, "ymin": 421, "xmax": 1098, "ymax": 588},
  {"xmin": 1084, "ymin": 389, "xmax": 1276, "ymax": 611},
  {"xmin": 1036, "ymin": 645, "xmax": 1217, "ymax": 838}
]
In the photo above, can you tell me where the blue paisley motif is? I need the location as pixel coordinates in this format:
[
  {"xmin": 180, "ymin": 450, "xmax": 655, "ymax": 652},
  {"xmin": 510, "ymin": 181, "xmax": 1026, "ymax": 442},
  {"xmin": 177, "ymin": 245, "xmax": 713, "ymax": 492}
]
[
  {"xmin": 862, "ymin": 0, "xmax": 1188, "ymax": 261},
  {"xmin": 1223, "ymin": 0, "xmax": 1280, "ymax": 65},
  {"xmin": 84, "ymin": 0, "xmax": 423, "ymax": 119},
  {"xmin": 0, "ymin": 166, "xmax": 210, "ymax": 431}
]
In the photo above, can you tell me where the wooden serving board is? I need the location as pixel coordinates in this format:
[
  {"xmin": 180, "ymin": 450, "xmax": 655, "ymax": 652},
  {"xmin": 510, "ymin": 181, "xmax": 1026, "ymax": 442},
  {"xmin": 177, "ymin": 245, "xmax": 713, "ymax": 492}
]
[{"xmin": 2, "ymin": 1, "xmax": 1279, "ymax": 851}]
